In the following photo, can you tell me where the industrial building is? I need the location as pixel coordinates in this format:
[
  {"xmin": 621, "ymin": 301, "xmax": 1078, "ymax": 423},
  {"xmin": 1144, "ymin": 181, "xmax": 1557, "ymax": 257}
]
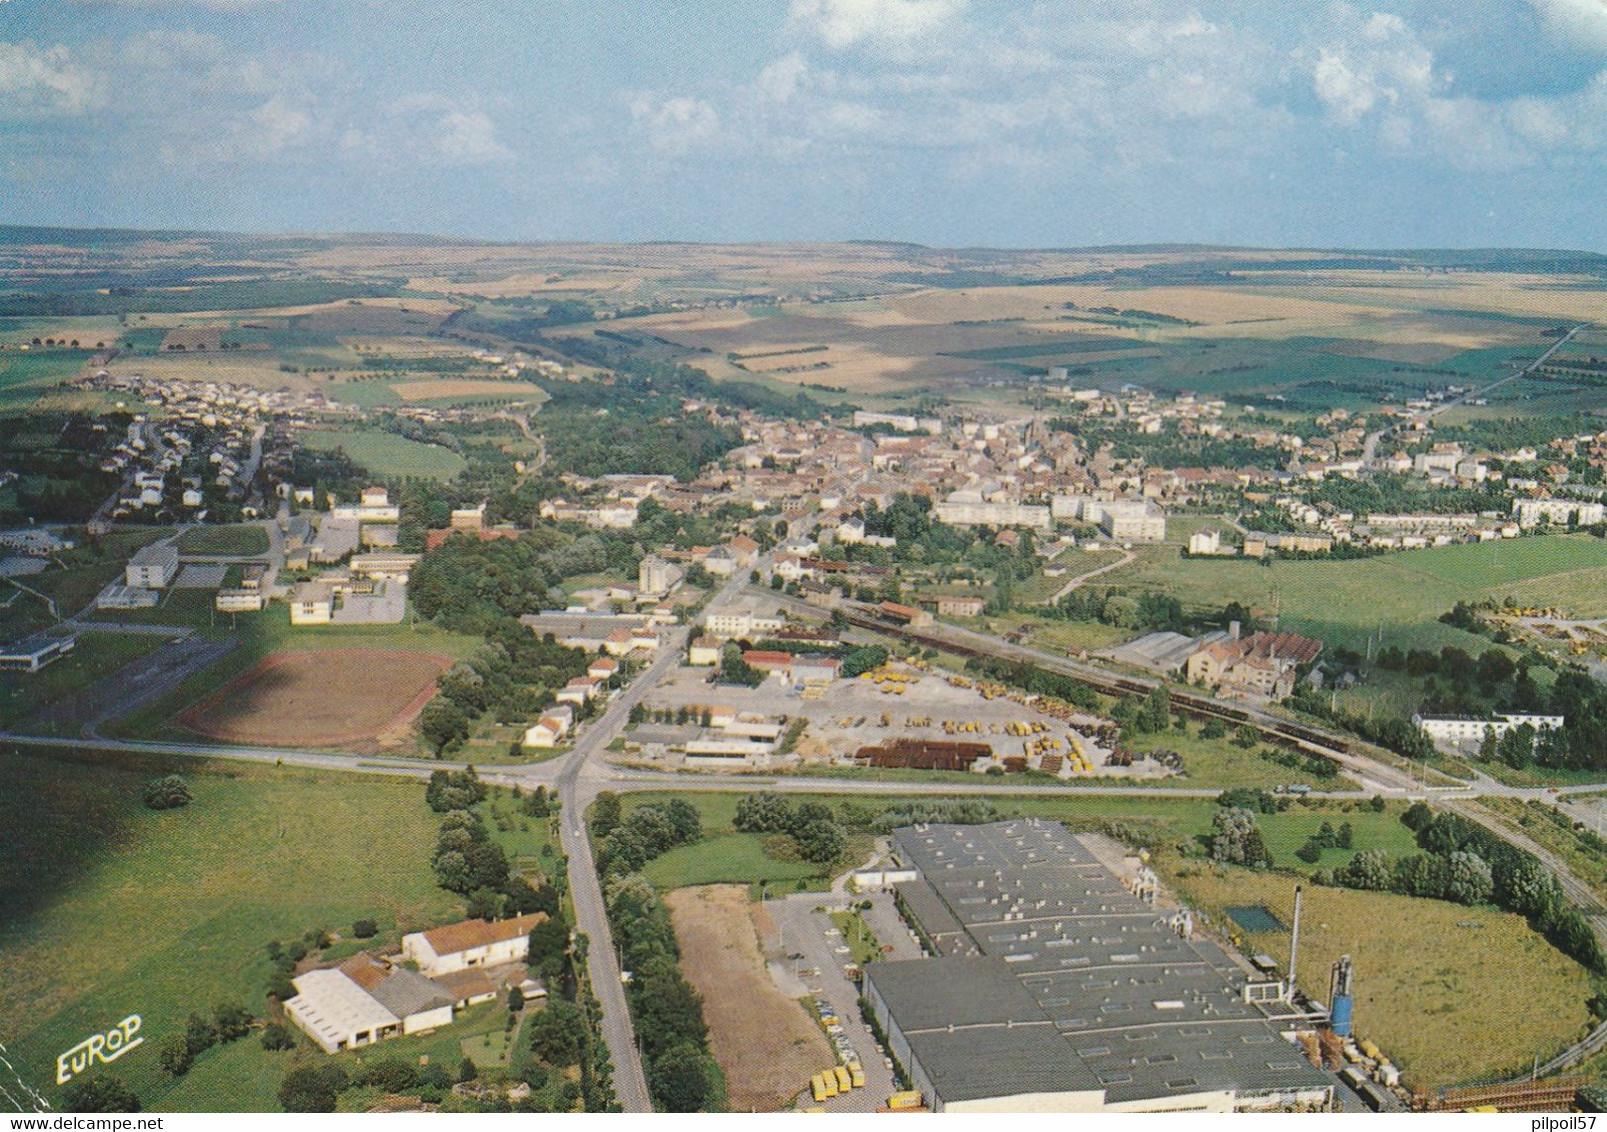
[{"xmin": 864, "ymin": 820, "xmax": 1334, "ymax": 1113}]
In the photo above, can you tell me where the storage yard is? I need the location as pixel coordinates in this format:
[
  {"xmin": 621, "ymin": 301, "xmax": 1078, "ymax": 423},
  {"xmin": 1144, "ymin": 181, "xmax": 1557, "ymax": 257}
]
[{"xmin": 633, "ymin": 657, "xmax": 1143, "ymax": 778}]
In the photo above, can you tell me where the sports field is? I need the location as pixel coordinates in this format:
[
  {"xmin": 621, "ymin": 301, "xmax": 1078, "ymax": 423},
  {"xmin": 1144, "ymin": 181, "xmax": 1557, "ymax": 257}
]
[
  {"xmin": 0, "ymin": 749, "xmax": 459, "ymax": 1112},
  {"xmin": 177, "ymin": 649, "xmax": 449, "ymax": 747}
]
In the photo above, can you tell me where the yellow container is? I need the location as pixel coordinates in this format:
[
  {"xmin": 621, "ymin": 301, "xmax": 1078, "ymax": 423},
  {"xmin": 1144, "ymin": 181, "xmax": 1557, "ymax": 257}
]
[
  {"xmin": 812, "ymin": 1075, "xmax": 828, "ymax": 1103},
  {"xmin": 834, "ymin": 1066, "xmax": 852, "ymax": 1092}
]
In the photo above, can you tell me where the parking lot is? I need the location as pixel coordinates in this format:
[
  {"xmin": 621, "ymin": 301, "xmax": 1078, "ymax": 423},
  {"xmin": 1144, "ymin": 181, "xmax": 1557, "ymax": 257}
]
[{"xmin": 761, "ymin": 890, "xmax": 924, "ymax": 1112}]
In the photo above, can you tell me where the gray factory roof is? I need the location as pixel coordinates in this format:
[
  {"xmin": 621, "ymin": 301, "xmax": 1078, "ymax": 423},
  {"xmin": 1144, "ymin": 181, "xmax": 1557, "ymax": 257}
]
[
  {"xmin": 879, "ymin": 820, "xmax": 1333, "ymax": 1108},
  {"xmin": 893, "ymin": 879, "xmax": 976, "ymax": 957}
]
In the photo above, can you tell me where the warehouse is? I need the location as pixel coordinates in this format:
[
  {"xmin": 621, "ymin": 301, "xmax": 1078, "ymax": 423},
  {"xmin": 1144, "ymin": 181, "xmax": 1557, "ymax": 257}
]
[{"xmin": 864, "ymin": 820, "xmax": 1334, "ymax": 1113}]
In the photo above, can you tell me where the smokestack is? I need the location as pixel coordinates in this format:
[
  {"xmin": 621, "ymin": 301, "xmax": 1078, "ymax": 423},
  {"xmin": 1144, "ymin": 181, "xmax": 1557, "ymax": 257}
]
[{"xmin": 1287, "ymin": 885, "xmax": 1303, "ymax": 1004}]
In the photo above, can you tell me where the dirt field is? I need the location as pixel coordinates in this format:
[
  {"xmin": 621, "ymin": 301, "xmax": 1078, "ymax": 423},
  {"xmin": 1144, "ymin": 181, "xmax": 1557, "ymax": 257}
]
[
  {"xmin": 664, "ymin": 885, "xmax": 832, "ymax": 1112},
  {"xmin": 392, "ymin": 379, "xmax": 548, "ymax": 401},
  {"xmin": 177, "ymin": 649, "xmax": 449, "ymax": 747}
]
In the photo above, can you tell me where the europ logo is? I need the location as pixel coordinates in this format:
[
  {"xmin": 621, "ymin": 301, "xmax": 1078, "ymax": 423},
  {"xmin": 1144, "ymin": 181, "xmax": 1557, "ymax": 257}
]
[{"xmin": 56, "ymin": 1016, "xmax": 143, "ymax": 1085}]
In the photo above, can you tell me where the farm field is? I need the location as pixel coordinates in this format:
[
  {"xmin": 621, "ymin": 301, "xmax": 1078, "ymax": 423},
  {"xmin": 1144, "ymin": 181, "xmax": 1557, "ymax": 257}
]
[
  {"xmin": 664, "ymin": 885, "xmax": 831, "ymax": 1112},
  {"xmin": 390, "ymin": 379, "xmax": 547, "ymax": 403},
  {"xmin": 1160, "ymin": 861, "xmax": 1594, "ymax": 1090},
  {"xmin": 177, "ymin": 648, "xmax": 450, "ymax": 748},
  {"xmin": 301, "ymin": 427, "xmax": 467, "ymax": 479},
  {"xmin": 0, "ymin": 350, "xmax": 92, "ymax": 409},
  {"xmin": 0, "ymin": 748, "xmax": 460, "ymax": 1112}
]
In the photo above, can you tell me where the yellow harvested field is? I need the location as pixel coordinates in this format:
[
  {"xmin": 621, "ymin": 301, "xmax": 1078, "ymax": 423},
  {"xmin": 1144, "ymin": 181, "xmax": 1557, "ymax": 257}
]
[
  {"xmin": 665, "ymin": 885, "xmax": 833, "ymax": 1112},
  {"xmin": 392, "ymin": 379, "xmax": 548, "ymax": 401}
]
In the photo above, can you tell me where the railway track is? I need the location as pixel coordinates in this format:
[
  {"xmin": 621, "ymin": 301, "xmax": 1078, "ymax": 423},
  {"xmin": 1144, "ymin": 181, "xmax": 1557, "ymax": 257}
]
[{"xmin": 838, "ymin": 604, "xmax": 1354, "ymax": 759}]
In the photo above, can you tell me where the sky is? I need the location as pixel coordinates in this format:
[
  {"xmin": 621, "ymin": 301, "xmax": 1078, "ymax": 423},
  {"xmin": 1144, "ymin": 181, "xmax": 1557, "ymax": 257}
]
[{"xmin": 2, "ymin": 0, "xmax": 1607, "ymax": 249}]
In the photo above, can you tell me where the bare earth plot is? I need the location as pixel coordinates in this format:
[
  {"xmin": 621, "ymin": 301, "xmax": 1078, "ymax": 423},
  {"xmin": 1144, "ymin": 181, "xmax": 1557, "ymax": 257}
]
[
  {"xmin": 177, "ymin": 648, "xmax": 449, "ymax": 748},
  {"xmin": 664, "ymin": 884, "xmax": 833, "ymax": 1112}
]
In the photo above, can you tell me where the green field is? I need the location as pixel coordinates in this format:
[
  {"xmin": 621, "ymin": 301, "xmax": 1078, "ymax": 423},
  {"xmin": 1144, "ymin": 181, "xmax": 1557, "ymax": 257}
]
[
  {"xmin": 302, "ymin": 428, "xmax": 467, "ymax": 480},
  {"xmin": 0, "ymin": 350, "xmax": 91, "ymax": 409},
  {"xmin": 0, "ymin": 749, "xmax": 461, "ymax": 1112},
  {"xmin": 642, "ymin": 832, "xmax": 833, "ymax": 890},
  {"xmin": 176, "ymin": 525, "xmax": 270, "ymax": 557},
  {"xmin": 1162, "ymin": 862, "xmax": 1593, "ymax": 1089},
  {"xmin": 621, "ymin": 790, "xmax": 1419, "ymax": 880},
  {"xmin": 1099, "ymin": 535, "xmax": 1607, "ymax": 651}
]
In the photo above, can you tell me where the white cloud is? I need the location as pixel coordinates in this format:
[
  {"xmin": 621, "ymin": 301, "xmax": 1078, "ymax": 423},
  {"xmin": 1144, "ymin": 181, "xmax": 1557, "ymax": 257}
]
[
  {"xmin": 1528, "ymin": 0, "xmax": 1607, "ymax": 54},
  {"xmin": 757, "ymin": 54, "xmax": 809, "ymax": 103},
  {"xmin": 629, "ymin": 95, "xmax": 721, "ymax": 154},
  {"xmin": 787, "ymin": 0, "xmax": 967, "ymax": 49},
  {"xmin": 0, "ymin": 41, "xmax": 102, "ymax": 117},
  {"xmin": 432, "ymin": 110, "xmax": 512, "ymax": 165}
]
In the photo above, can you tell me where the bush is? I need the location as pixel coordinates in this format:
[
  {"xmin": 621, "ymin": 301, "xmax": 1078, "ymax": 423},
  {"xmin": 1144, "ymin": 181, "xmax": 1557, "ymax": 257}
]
[
  {"xmin": 352, "ymin": 918, "xmax": 378, "ymax": 939},
  {"xmin": 260, "ymin": 1023, "xmax": 296, "ymax": 1051},
  {"xmin": 142, "ymin": 775, "xmax": 193, "ymax": 810},
  {"xmin": 60, "ymin": 1076, "xmax": 140, "ymax": 1113},
  {"xmin": 278, "ymin": 1065, "xmax": 348, "ymax": 1112}
]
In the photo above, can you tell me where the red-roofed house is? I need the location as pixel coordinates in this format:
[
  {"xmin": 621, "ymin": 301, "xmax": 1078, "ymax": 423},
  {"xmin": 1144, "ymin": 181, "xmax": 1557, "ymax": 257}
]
[{"xmin": 401, "ymin": 913, "xmax": 549, "ymax": 977}]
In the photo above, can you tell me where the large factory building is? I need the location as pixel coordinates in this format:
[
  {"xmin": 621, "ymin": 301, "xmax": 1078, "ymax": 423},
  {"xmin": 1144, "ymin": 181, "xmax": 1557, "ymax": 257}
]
[{"xmin": 863, "ymin": 820, "xmax": 1335, "ymax": 1113}]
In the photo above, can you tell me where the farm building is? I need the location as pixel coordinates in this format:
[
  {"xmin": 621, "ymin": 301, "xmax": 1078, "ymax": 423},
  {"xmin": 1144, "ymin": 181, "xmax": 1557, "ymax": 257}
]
[
  {"xmin": 401, "ymin": 913, "xmax": 548, "ymax": 977},
  {"xmin": 865, "ymin": 821, "xmax": 1335, "ymax": 1113},
  {"xmin": 283, "ymin": 954, "xmax": 460, "ymax": 1054}
]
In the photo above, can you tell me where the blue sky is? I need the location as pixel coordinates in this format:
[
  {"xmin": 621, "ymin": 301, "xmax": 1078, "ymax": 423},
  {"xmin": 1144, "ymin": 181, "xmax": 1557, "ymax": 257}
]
[{"xmin": 2, "ymin": 0, "xmax": 1606, "ymax": 248}]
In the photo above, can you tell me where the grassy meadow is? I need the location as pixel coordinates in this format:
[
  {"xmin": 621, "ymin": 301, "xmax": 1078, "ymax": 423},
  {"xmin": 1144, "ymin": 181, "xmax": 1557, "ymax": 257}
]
[
  {"xmin": 301, "ymin": 427, "xmax": 467, "ymax": 480},
  {"xmin": 0, "ymin": 748, "xmax": 461, "ymax": 1112}
]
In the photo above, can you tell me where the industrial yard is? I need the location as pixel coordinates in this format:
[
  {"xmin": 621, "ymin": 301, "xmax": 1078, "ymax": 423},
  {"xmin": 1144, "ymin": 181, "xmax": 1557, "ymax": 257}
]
[{"xmin": 627, "ymin": 657, "xmax": 1146, "ymax": 779}]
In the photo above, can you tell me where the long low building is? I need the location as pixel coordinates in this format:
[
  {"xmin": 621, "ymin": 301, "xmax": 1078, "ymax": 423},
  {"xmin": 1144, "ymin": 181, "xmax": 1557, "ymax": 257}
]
[
  {"xmin": 864, "ymin": 820, "xmax": 1334, "ymax": 1113},
  {"xmin": 1416, "ymin": 712, "xmax": 1565, "ymax": 744}
]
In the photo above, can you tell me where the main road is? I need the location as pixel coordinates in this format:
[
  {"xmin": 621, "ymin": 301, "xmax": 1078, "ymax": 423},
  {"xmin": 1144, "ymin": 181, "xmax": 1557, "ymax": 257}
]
[{"xmin": 1364, "ymin": 322, "xmax": 1590, "ymax": 467}]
